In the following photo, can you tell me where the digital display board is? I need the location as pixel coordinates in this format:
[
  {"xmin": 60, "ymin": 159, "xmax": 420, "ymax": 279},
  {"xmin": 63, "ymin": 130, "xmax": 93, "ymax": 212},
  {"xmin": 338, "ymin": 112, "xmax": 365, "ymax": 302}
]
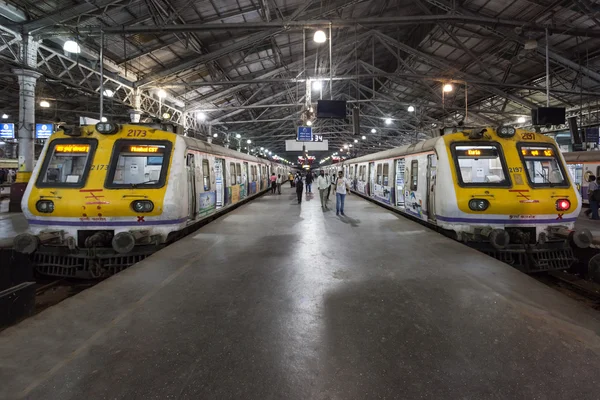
[
  {"xmin": 0, "ymin": 123, "xmax": 14, "ymax": 139},
  {"xmin": 35, "ymin": 123, "xmax": 53, "ymax": 139},
  {"xmin": 55, "ymin": 144, "xmax": 90, "ymax": 153},
  {"xmin": 129, "ymin": 145, "xmax": 163, "ymax": 153},
  {"xmin": 521, "ymin": 148, "xmax": 554, "ymax": 157},
  {"xmin": 455, "ymin": 148, "xmax": 498, "ymax": 158}
]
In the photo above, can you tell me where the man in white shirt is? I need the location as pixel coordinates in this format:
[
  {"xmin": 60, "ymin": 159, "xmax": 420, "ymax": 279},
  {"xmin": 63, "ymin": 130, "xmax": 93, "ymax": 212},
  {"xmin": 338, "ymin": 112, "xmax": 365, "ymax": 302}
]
[
  {"xmin": 316, "ymin": 170, "xmax": 329, "ymax": 209},
  {"xmin": 335, "ymin": 170, "xmax": 351, "ymax": 216}
]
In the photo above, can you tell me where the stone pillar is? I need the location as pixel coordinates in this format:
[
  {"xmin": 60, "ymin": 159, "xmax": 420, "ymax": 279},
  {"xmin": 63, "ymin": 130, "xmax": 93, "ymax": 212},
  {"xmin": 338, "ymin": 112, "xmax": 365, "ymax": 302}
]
[{"xmin": 13, "ymin": 68, "xmax": 42, "ymax": 173}]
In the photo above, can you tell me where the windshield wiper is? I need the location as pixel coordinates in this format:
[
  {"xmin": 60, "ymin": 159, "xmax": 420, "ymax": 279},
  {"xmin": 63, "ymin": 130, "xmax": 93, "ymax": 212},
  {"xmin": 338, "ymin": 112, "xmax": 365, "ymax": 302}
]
[{"xmin": 131, "ymin": 180, "xmax": 158, "ymax": 188}]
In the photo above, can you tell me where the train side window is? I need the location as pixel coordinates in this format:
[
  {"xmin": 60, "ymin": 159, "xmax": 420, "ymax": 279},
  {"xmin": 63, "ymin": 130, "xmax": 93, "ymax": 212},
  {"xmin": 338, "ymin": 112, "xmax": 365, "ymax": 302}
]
[
  {"xmin": 383, "ymin": 164, "xmax": 389, "ymax": 186},
  {"xmin": 376, "ymin": 164, "xmax": 383, "ymax": 185},
  {"xmin": 230, "ymin": 162, "xmax": 236, "ymax": 185},
  {"xmin": 236, "ymin": 163, "xmax": 241, "ymax": 184},
  {"xmin": 202, "ymin": 159, "xmax": 210, "ymax": 191},
  {"xmin": 410, "ymin": 160, "xmax": 418, "ymax": 191}
]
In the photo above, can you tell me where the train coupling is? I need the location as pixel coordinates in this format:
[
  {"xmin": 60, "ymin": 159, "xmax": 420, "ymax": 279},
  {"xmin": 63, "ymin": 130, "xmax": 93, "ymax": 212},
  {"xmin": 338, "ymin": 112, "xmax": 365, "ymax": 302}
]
[
  {"xmin": 111, "ymin": 230, "xmax": 161, "ymax": 254},
  {"xmin": 13, "ymin": 231, "xmax": 73, "ymax": 254}
]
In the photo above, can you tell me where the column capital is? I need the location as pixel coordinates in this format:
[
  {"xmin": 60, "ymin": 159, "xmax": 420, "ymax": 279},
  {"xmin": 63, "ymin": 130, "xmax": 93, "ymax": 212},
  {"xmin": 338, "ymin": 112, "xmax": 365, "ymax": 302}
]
[{"xmin": 12, "ymin": 68, "xmax": 42, "ymax": 80}]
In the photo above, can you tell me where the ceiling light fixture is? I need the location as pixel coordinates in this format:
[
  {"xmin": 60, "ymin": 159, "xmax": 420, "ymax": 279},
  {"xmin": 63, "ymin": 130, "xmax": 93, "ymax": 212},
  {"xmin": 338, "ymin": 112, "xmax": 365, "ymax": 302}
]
[
  {"xmin": 197, "ymin": 112, "xmax": 206, "ymax": 121},
  {"xmin": 39, "ymin": 100, "xmax": 50, "ymax": 108},
  {"xmin": 1, "ymin": 114, "xmax": 8, "ymax": 119},
  {"xmin": 162, "ymin": 112, "xmax": 171, "ymax": 119},
  {"xmin": 212, "ymin": 133, "xmax": 218, "ymax": 138},
  {"xmin": 103, "ymin": 89, "xmax": 114, "ymax": 98},
  {"xmin": 371, "ymin": 128, "xmax": 376, "ymax": 134},
  {"xmin": 313, "ymin": 30, "xmax": 327, "ymax": 43},
  {"xmin": 157, "ymin": 89, "xmax": 167, "ymax": 98},
  {"xmin": 63, "ymin": 40, "xmax": 81, "ymax": 54},
  {"xmin": 306, "ymin": 120, "xmax": 313, "ymax": 126},
  {"xmin": 361, "ymin": 135, "xmax": 366, "ymax": 140},
  {"xmin": 235, "ymin": 133, "xmax": 241, "ymax": 139},
  {"xmin": 247, "ymin": 139, "xmax": 252, "ymax": 144},
  {"xmin": 385, "ymin": 118, "xmax": 392, "ymax": 125},
  {"xmin": 312, "ymin": 81, "xmax": 322, "ymax": 91},
  {"xmin": 517, "ymin": 116, "xmax": 526, "ymax": 123},
  {"xmin": 407, "ymin": 105, "xmax": 415, "ymax": 112},
  {"xmin": 443, "ymin": 83, "xmax": 453, "ymax": 93},
  {"xmin": 100, "ymin": 117, "xmax": 107, "ymax": 122},
  {"xmin": 354, "ymin": 139, "xmax": 358, "ymax": 143}
]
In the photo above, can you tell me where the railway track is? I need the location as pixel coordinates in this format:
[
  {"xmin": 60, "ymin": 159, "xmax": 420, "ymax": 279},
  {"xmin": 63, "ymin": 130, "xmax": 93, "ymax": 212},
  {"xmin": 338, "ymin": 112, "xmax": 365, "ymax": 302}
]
[{"xmin": 537, "ymin": 271, "xmax": 600, "ymax": 310}]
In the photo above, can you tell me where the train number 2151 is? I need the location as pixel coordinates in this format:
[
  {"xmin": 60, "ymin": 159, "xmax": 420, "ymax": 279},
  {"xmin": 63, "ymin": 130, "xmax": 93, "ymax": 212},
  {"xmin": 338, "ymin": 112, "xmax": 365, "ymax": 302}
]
[{"xmin": 127, "ymin": 129, "xmax": 147, "ymax": 137}]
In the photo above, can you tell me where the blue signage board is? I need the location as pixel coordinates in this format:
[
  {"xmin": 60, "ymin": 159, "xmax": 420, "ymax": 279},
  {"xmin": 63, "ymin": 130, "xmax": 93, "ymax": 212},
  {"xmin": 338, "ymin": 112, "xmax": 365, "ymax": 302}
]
[
  {"xmin": 36, "ymin": 123, "xmax": 53, "ymax": 139},
  {"xmin": 297, "ymin": 126, "xmax": 312, "ymax": 141},
  {"xmin": 0, "ymin": 123, "xmax": 14, "ymax": 139},
  {"xmin": 585, "ymin": 127, "xmax": 599, "ymax": 143}
]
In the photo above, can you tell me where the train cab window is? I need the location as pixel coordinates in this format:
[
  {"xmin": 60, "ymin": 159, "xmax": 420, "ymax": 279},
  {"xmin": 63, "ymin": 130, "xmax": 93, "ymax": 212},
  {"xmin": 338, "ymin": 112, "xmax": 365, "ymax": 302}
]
[
  {"xmin": 518, "ymin": 144, "xmax": 567, "ymax": 187},
  {"xmin": 376, "ymin": 164, "xmax": 383, "ymax": 185},
  {"xmin": 452, "ymin": 144, "xmax": 509, "ymax": 187},
  {"xmin": 37, "ymin": 139, "xmax": 97, "ymax": 188},
  {"xmin": 236, "ymin": 163, "xmax": 242, "ymax": 184},
  {"xmin": 105, "ymin": 140, "xmax": 172, "ymax": 188},
  {"xmin": 410, "ymin": 160, "xmax": 418, "ymax": 190},
  {"xmin": 230, "ymin": 162, "xmax": 236, "ymax": 185},
  {"xmin": 383, "ymin": 164, "xmax": 389, "ymax": 186},
  {"xmin": 202, "ymin": 159, "xmax": 211, "ymax": 191}
]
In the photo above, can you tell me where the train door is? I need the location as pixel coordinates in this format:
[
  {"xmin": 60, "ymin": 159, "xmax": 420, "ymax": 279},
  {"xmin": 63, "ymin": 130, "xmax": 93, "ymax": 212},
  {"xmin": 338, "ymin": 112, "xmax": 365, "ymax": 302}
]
[
  {"xmin": 427, "ymin": 154, "xmax": 437, "ymax": 222},
  {"xmin": 368, "ymin": 162, "xmax": 375, "ymax": 197},
  {"xmin": 243, "ymin": 162, "xmax": 249, "ymax": 198},
  {"xmin": 186, "ymin": 153, "xmax": 197, "ymax": 220},
  {"xmin": 215, "ymin": 158, "xmax": 225, "ymax": 208},
  {"xmin": 395, "ymin": 158, "xmax": 405, "ymax": 208}
]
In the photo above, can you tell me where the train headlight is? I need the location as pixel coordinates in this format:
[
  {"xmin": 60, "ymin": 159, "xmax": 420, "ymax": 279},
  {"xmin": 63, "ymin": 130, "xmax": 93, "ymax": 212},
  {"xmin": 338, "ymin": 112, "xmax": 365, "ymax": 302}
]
[
  {"xmin": 36, "ymin": 200, "xmax": 54, "ymax": 213},
  {"xmin": 95, "ymin": 122, "xmax": 119, "ymax": 135},
  {"xmin": 497, "ymin": 126, "xmax": 516, "ymax": 138},
  {"xmin": 131, "ymin": 200, "xmax": 154, "ymax": 213},
  {"xmin": 556, "ymin": 199, "xmax": 571, "ymax": 211},
  {"xmin": 469, "ymin": 199, "xmax": 489, "ymax": 211}
]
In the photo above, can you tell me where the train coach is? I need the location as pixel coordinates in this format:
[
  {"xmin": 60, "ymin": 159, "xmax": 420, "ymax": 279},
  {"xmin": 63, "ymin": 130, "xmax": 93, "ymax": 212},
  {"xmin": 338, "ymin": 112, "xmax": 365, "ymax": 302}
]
[
  {"xmin": 331, "ymin": 126, "xmax": 591, "ymax": 272},
  {"xmin": 562, "ymin": 151, "xmax": 600, "ymax": 206},
  {"xmin": 14, "ymin": 121, "xmax": 290, "ymax": 278}
]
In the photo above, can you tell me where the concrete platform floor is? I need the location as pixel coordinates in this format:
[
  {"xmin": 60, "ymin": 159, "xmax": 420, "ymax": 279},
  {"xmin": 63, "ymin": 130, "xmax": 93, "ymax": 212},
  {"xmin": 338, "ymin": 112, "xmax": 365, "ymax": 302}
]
[
  {"xmin": 1, "ymin": 187, "xmax": 600, "ymax": 399},
  {"xmin": 0, "ymin": 209, "xmax": 27, "ymax": 248}
]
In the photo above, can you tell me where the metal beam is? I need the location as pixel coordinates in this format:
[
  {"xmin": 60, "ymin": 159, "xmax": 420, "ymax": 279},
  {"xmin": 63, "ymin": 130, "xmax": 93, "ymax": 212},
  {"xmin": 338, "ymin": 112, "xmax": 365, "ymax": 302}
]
[{"xmin": 48, "ymin": 16, "xmax": 600, "ymax": 38}]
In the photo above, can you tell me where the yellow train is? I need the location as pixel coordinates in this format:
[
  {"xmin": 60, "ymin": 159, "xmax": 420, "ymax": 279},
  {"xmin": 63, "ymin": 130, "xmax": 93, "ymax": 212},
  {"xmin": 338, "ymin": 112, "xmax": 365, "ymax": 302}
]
[
  {"xmin": 332, "ymin": 126, "xmax": 591, "ymax": 272},
  {"xmin": 15, "ymin": 122, "xmax": 290, "ymax": 278}
]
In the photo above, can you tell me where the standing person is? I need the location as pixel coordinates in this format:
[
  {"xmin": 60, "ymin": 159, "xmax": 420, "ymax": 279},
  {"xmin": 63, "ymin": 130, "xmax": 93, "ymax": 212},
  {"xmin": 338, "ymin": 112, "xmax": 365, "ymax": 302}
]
[
  {"xmin": 270, "ymin": 173, "xmax": 277, "ymax": 194},
  {"xmin": 276, "ymin": 174, "xmax": 282, "ymax": 195},
  {"xmin": 289, "ymin": 172, "xmax": 294, "ymax": 188},
  {"xmin": 295, "ymin": 173, "xmax": 304, "ymax": 204},
  {"xmin": 335, "ymin": 170, "xmax": 351, "ymax": 216},
  {"xmin": 325, "ymin": 172, "xmax": 332, "ymax": 203},
  {"xmin": 7, "ymin": 169, "xmax": 15, "ymax": 184},
  {"xmin": 305, "ymin": 170, "xmax": 313, "ymax": 194},
  {"xmin": 586, "ymin": 175, "xmax": 599, "ymax": 220},
  {"xmin": 317, "ymin": 170, "xmax": 329, "ymax": 209}
]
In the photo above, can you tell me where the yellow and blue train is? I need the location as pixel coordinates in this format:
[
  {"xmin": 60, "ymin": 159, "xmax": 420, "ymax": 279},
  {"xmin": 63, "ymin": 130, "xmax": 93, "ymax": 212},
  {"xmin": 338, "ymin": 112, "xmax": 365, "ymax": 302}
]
[
  {"xmin": 15, "ymin": 122, "xmax": 290, "ymax": 278},
  {"xmin": 329, "ymin": 127, "xmax": 590, "ymax": 272}
]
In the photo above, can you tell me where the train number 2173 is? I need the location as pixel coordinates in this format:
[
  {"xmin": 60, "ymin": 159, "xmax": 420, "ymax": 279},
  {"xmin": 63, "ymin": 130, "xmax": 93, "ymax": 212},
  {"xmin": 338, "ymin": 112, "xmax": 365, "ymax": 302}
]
[{"xmin": 127, "ymin": 129, "xmax": 147, "ymax": 137}]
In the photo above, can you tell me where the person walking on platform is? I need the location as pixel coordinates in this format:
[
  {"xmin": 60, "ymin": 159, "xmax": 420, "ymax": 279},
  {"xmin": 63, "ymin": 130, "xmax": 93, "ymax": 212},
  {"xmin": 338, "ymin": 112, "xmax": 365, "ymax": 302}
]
[
  {"xmin": 270, "ymin": 173, "xmax": 277, "ymax": 194},
  {"xmin": 325, "ymin": 172, "xmax": 332, "ymax": 203},
  {"xmin": 586, "ymin": 175, "xmax": 600, "ymax": 220},
  {"xmin": 335, "ymin": 170, "xmax": 351, "ymax": 216},
  {"xmin": 317, "ymin": 170, "xmax": 329, "ymax": 209},
  {"xmin": 295, "ymin": 173, "xmax": 304, "ymax": 204},
  {"xmin": 289, "ymin": 172, "xmax": 294, "ymax": 188},
  {"xmin": 276, "ymin": 174, "xmax": 282, "ymax": 195},
  {"xmin": 305, "ymin": 170, "xmax": 313, "ymax": 194}
]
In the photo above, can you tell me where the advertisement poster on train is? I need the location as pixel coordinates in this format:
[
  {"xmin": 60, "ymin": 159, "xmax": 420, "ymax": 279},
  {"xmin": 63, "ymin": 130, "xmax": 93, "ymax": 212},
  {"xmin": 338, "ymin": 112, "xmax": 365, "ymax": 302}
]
[
  {"xmin": 396, "ymin": 159, "xmax": 405, "ymax": 206},
  {"xmin": 357, "ymin": 181, "xmax": 366, "ymax": 193},
  {"xmin": 250, "ymin": 182, "xmax": 257, "ymax": 194},
  {"xmin": 231, "ymin": 185, "xmax": 240, "ymax": 203},
  {"xmin": 198, "ymin": 192, "xmax": 216, "ymax": 217},
  {"xmin": 214, "ymin": 160, "xmax": 223, "ymax": 207},
  {"xmin": 374, "ymin": 184, "xmax": 392, "ymax": 204}
]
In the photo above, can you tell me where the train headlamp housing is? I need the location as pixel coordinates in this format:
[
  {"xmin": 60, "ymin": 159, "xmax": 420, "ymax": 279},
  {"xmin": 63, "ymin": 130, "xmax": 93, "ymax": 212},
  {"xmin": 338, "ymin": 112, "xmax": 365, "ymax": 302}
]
[
  {"xmin": 556, "ymin": 199, "xmax": 571, "ymax": 211},
  {"xmin": 497, "ymin": 126, "xmax": 516, "ymax": 138},
  {"xmin": 36, "ymin": 200, "xmax": 55, "ymax": 213},
  {"xmin": 95, "ymin": 122, "xmax": 119, "ymax": 135},
  {"xmin": 469, "ymin": 199, "xmax": 489, "ymax": 211},
  {"xmin": 131, "ymin": 200, "xmax": 154, "ymax": 213}
]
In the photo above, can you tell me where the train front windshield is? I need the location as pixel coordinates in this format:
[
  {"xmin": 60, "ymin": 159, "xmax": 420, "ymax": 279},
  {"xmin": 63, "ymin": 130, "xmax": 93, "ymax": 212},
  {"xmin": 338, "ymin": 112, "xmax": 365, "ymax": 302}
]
[
  {"xmin": 105, "ymin": 140, "xmax": 172, "ymax": 188},
  {"xmin": 36, "ymin": 140, "xmax": 96, "ymax": 187},
  {"xmin": 453, "ymin": 144, "xmax": 509, "ymax": 186},
  {"xmin": 518, "ymin": 145, "xmax": 567, "ymax": 187}
]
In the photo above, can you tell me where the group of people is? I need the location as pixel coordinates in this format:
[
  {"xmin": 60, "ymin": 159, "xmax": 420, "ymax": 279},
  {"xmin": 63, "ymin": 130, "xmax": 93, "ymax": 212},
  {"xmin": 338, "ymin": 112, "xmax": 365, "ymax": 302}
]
[
  {"xmin": 269, "ymin": 173, "xmax": 282, "ymax": 194},
  {"xmin": 292, "ymin": 170, "xmax": 351, "ymax": 216},
  {"xmin": 0, "ymin": 168, "xmax": 16, "ymax": 184}
]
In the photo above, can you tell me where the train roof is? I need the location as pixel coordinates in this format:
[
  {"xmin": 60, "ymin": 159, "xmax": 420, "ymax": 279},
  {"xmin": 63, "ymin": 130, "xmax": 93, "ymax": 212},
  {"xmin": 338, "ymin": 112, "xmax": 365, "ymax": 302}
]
[
  {"xmin": 180, "ymin": 135, "xmax": 277, "ymax": 165},
  {"xmin": 562, "ymin": 151, "xmax": 600, "ymax": 163},
  {"xmin": 341, "ymin": 137, "xmax": 439, "ymax": 164}
]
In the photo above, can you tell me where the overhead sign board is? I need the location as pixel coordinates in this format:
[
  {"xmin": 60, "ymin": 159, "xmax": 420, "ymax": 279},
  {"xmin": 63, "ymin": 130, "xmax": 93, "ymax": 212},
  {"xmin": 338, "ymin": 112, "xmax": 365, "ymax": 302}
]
[
  {"xmin": 35, "ymin": 123, "xmax": 53, "ymax": 139},
  {"xmin": 285, "ymin": 140, "xmax": 329, "ymax": 151},
  {"xmin": 0, "ymin": 123, "xmax": 14, "ymax": 139},
  {"xmin": 297, "ymin": 126, "xmax": 312, "ymax": 141}
]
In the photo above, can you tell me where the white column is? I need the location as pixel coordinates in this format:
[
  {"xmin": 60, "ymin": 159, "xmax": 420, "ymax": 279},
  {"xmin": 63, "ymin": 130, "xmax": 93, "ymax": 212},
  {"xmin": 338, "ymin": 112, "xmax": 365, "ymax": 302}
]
[{"xmin": 13, "ymin": 68, "xmax": 42, "ymax": 172}]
